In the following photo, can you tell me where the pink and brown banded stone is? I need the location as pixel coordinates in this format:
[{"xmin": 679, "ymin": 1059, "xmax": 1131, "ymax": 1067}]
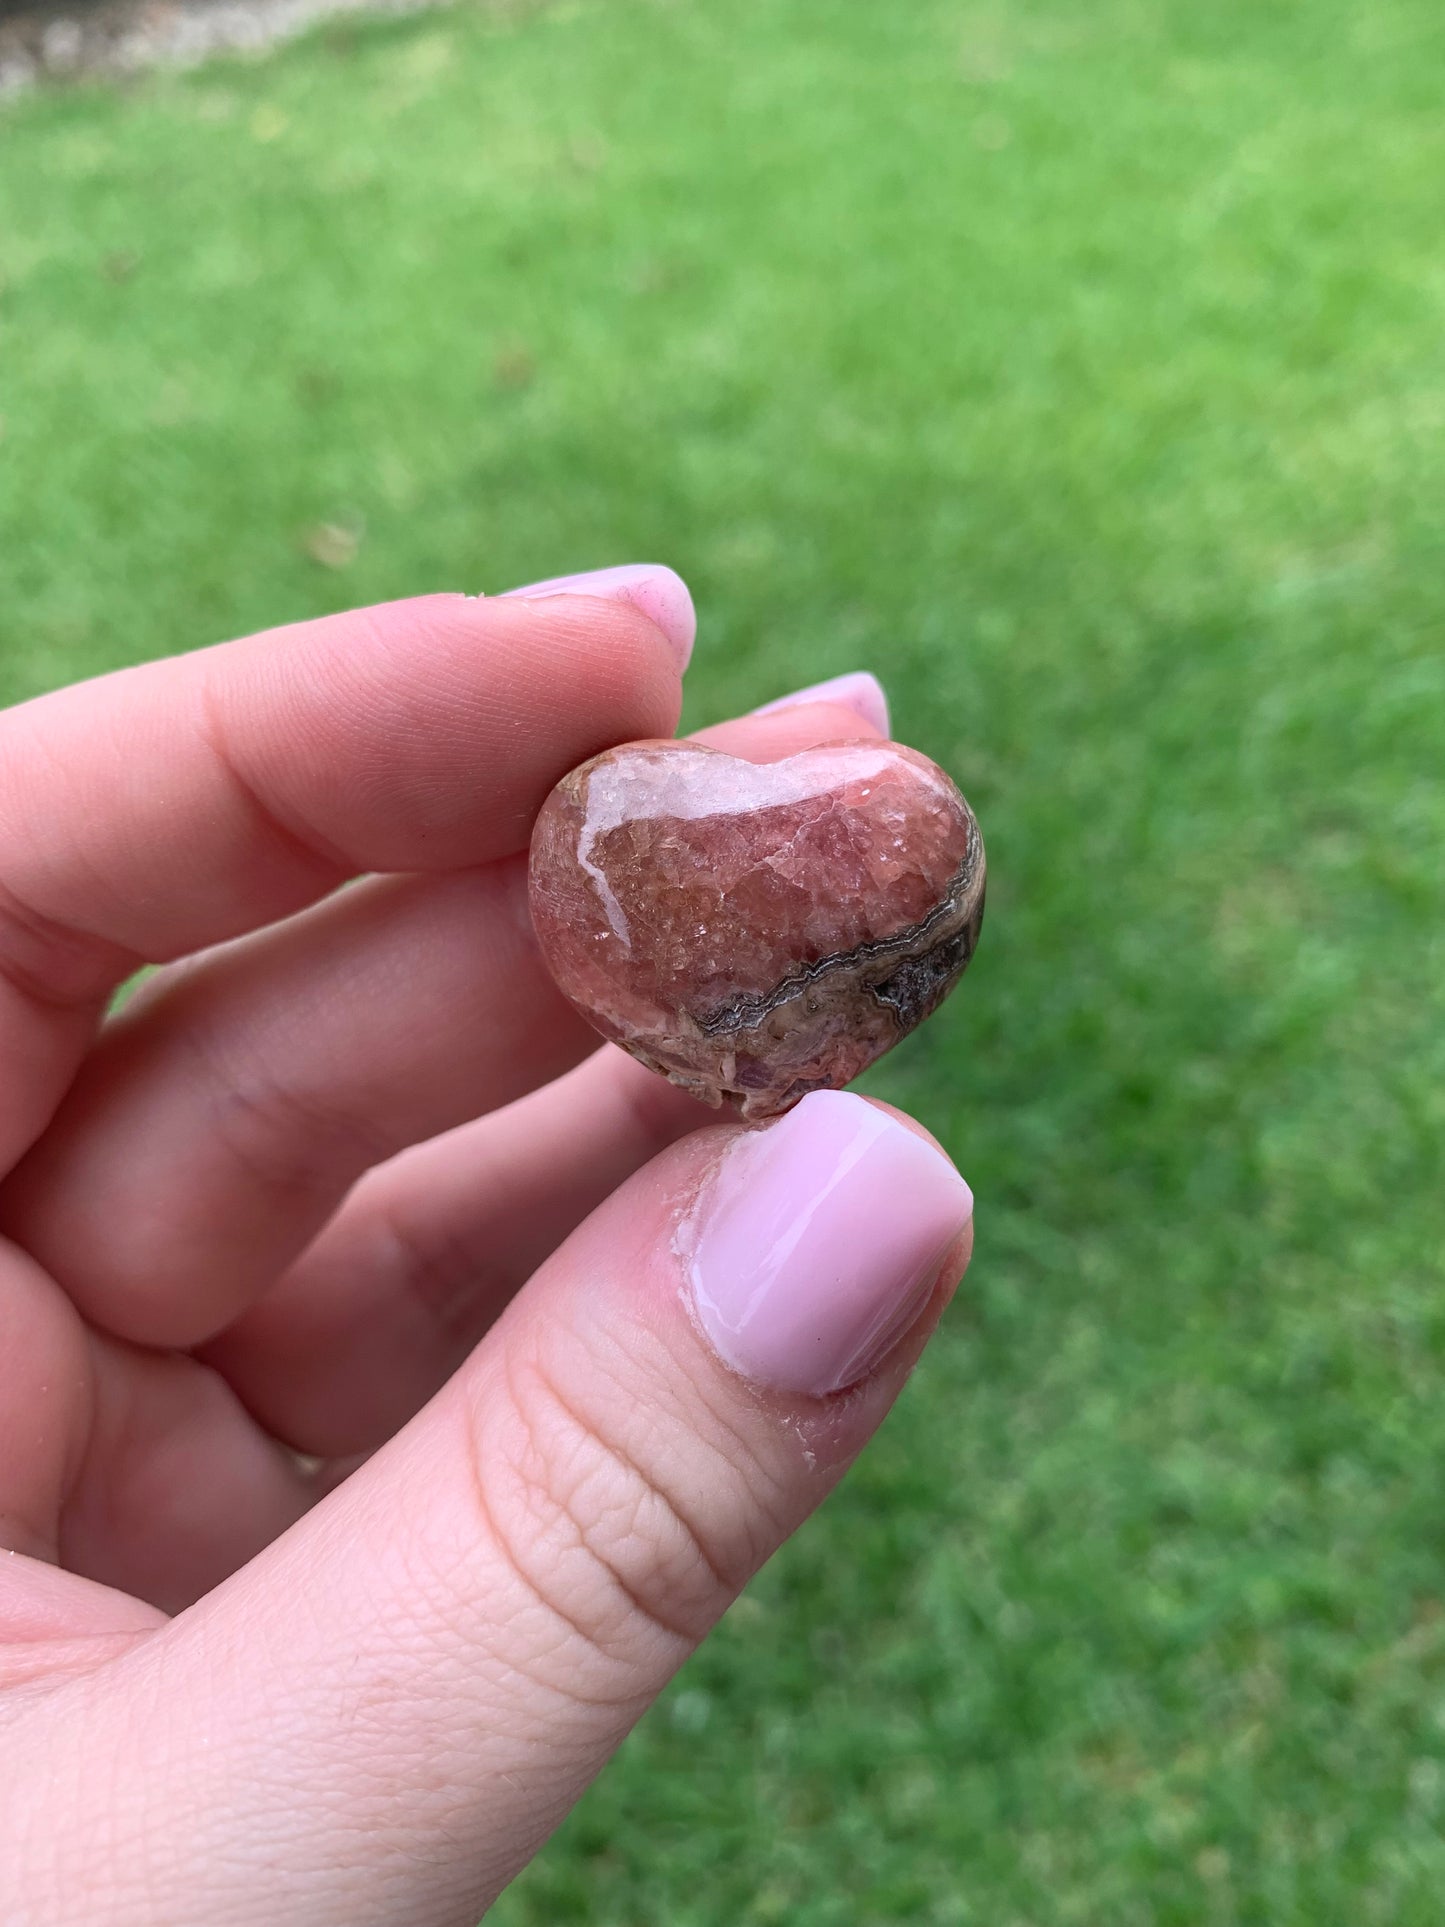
[{"xmin": 527, "ymin": 738, "xmax": 985, "ymax": 1118}]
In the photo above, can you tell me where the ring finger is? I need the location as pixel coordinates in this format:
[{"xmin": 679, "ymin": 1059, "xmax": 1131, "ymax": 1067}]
[{"xmin": 0, "ymin": 857, "xmax": 598, "ymax": 1350}]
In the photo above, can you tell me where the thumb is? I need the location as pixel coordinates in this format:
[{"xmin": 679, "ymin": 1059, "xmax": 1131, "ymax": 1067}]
[{"xmin": 56, "ymin": 1091, "xmax": 973, "ymax": 1926}]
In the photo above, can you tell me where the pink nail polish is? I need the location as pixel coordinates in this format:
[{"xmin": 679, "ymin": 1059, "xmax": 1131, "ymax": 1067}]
[
  {"xmin": 502, "ymin": 563, "xmax": 696, "ymax": 671},
  {"xmin": 682, "ymin": 1091, "xmax": 972, "ymax": 1396},
  {"xmin": 752, "ymin": 671, "xmax": 890, "ymax": 736}
]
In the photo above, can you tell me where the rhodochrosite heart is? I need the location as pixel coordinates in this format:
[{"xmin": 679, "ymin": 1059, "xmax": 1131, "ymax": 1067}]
[{"xmin": 528, "ymin": 738, "xmax": 985, "ymax": 1118}]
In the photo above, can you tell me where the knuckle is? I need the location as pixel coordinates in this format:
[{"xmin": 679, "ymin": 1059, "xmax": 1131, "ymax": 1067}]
[
  {"xmin": 0, "ymin": 874, "xmax": 129, "ymax": 1015},
  {"xmin": 373, "ymin": 1187, "xmax": 496, "ymax": 1347},
  {"xmin": 463, "ymin": 1346, "xmax": 748, "ymax": 1685},
  {"xmin": 183, "ymin": 1014, "xmax": 395, "ymax": 1199}
]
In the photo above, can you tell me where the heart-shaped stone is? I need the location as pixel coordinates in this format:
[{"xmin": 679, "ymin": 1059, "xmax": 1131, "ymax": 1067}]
[{"xmin": 528, "ymin": 738, "xmax": 985, "ymax": 1117}]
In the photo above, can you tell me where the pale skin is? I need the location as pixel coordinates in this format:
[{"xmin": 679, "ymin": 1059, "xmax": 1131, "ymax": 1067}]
[{"xmin": 0, "ymin": 587, "xmax": 972, "ymax": 1924}]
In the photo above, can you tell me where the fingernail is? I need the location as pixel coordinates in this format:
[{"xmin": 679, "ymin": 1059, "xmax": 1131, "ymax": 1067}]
[
  {"xmin": 683, "ymin": 1091, "xmax": 972, "ymax": 1396},
  {"xmin": 502, "ymin": 563, "xmax": 696, "ymax": 671},
  {"xmin": 752, "ymin": 671, "xmax": 890, "ymax": 736}
]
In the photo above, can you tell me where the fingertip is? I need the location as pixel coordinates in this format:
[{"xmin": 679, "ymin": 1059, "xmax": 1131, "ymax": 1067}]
[
  {"xmin": 679, "ymin": 1090, "xmax": 972, "ymax": 1397},
  {"xmin": 690, "ymin": 698, "xmax": 889, "ymax": 762},
  {"xmin": 503, "ymin": 563, "xmax": 696, "ymax": 671},
  {"xmin": 753, "ymin": 670, "xmax": 890, "ymax": 736}
]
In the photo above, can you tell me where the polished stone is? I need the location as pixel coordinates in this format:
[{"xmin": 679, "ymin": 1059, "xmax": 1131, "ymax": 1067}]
[{"xmin": 528, "ymin": 738, "xmax": 985, "ymax": 1117}]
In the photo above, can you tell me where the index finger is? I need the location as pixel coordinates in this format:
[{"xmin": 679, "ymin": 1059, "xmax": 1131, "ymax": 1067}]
[{"xmin": 0, "ymin": 581, "xmax": 689, "ymax": 1169}]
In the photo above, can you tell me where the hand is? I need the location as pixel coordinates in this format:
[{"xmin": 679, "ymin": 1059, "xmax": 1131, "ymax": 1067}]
[{"xmin": 0, "ymin": 573, "xmax": 974, "ymax": 1925}]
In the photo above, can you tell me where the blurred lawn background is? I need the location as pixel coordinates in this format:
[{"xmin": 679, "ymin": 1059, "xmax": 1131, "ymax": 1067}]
[{"xmin": 3, "ymin": 0, "xmax": 1444, "ymax": 1919}]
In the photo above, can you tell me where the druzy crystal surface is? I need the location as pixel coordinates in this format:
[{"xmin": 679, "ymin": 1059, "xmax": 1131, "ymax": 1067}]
[{"xmin": 528, "ymin": 738, "xmax": 985, "ymax": 1118}]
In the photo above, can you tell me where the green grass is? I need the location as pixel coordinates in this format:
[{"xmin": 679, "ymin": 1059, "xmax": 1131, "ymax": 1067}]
[{"xmin": 3, "ymin": 0, "xmax": 1445, "ymax": 1918}]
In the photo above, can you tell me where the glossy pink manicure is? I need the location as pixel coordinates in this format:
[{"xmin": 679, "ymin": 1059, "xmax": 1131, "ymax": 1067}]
[
  {"xmin": 502, "ymin": 563, "xmax": 696, "ymax": 670},
  {"xmin": 752, "ymin": 671, "xmax": 890, "ymax": 735},
  {"xmin": 683, "ymin": 1091, "xmax": 972, "ymax": 1396}
]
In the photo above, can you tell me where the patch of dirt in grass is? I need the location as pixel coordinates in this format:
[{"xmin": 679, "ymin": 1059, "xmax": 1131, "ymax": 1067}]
[{"xmin": 0, "ymin": 0, "xmax": 451, "ymax": 98}]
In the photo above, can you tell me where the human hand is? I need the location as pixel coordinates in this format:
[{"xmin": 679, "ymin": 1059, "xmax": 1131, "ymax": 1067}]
[{"xmin": 0, "ymin": 572, "xmax": 974, "ymax": 1924}]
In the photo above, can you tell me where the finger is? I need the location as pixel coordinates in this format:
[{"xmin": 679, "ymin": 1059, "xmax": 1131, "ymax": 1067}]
[
  {"xmin": 0, "ymin": 1550, "xmax": 163, "ymax": 1703},
  {"xmin": 54, "ymin": 1091, "xmax": 973, "ymax": 1926},
  {"xmin": 203, "ymin": 695, "xmax": 890, "ymax": 1449},
  {"xmin": 204, "ymin": 1048, "xmax": 714, "ymax": 1455},
  {"xmin": 0, "ymin": 581, "xmax": 688, "ymax": 1171},
  {"xmin": 691, "ymin": 692, "xmax": 886, "ymax": 758},
  {"xmin": 3, "ymin": 860, "xmax": 598, "ymax": 1348},
  {"xmin": 0, "ymin": 1234, "xmax": 319, "ymax": 1613},
  {"xmin": 0, "ymin": 1239, "xmax": 92, "ymax": 1564},
  {"xmin": 56, "ymin": 1332, "xmax": 322, "ymax": 1616},
  {"xmin": 749, "ymin": 668, "xmax": 891, "ymax": 734},
  {"xmin": 0, "ymin": 1556, "xmax": 162, "ymax": 1662}
]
